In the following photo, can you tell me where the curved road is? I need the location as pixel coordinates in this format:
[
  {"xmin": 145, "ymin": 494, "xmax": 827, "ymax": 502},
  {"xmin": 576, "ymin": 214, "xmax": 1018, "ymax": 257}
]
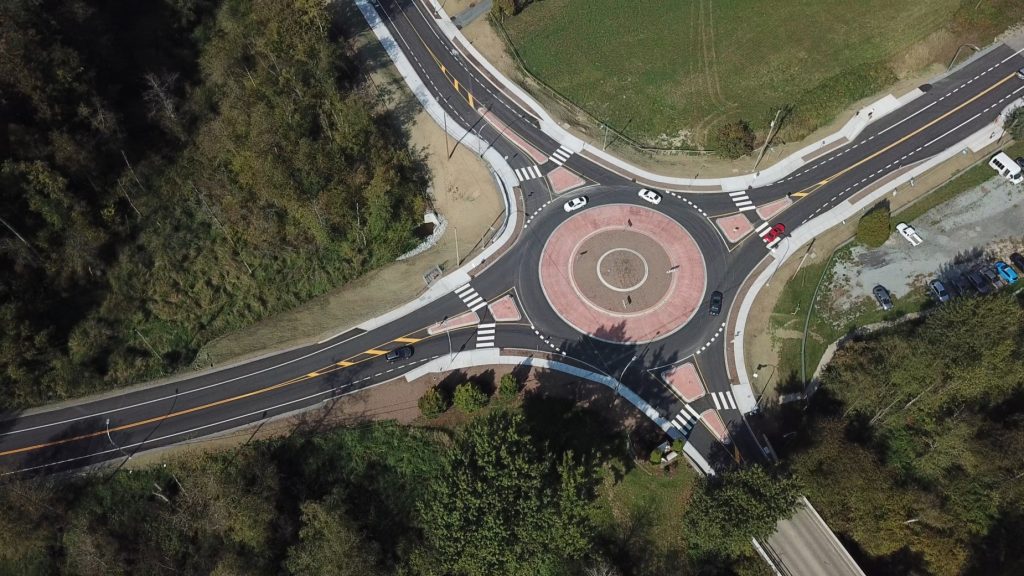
[{"xmin": 2, "ymin": 0, "xmax": 1023, "ymax": 476}]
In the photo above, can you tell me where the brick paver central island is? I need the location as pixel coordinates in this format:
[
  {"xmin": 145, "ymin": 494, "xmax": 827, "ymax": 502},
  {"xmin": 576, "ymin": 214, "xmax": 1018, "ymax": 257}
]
[{"xmin": 539, "ymin": 204, "xmax": 707, "ymax": 343}]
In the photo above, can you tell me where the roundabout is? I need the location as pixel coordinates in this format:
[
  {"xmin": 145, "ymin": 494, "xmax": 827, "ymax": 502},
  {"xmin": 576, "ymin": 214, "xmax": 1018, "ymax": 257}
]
[{"xmin": 538, "ymin": 203, "xmax": 707, "ymax": 344}]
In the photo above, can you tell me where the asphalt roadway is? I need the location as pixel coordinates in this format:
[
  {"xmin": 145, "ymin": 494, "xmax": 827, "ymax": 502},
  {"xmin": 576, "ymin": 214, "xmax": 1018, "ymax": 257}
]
[{"xmin": 2, "ymin": 0, "xmax": 1024, "ymax": 484}]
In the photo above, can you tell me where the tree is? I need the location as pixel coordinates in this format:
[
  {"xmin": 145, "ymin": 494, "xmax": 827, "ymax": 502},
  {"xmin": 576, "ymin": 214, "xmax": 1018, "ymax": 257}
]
[
  {"xmin": 683, "ymin": 465, "xmax": 802, "ymax": 562},
  {"xmin": 417, "ymin": 410, "xmax": 594, "ymax": 575},
  {"xmin": 452, "ymin": 382, "xmax": 488, "ymax": 413},
  {"xmin": 285, "ymin": 495, "xmax": 381, "ymax": 576},
  {"xmin": 856, "ymin": 202, "xmax": 890, "ymax": 247},
  {"xmin": 417, "ymin": 386, "xmax": 447, "ymax": 418},
  {"xmin": 497, "ymin": 373, "xmax": 520, "ymax": 399},
  {"xmin": 709, "ymin": 120, "xmax": 756, "ymax": 158},
  {"xmin": 1006, "ymin": 107, "xmax": 1024, "ymax": 141}
]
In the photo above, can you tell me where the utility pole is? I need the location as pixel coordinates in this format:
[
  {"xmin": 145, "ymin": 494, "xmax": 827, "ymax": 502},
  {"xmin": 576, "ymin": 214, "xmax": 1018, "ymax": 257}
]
[
  {"xmin": 753, "ymin": 108, "xmax": 784, "ymax": 172},
  {"xmin": 454, "ymin": 226, "xmax": 460, "ymax": 265}
]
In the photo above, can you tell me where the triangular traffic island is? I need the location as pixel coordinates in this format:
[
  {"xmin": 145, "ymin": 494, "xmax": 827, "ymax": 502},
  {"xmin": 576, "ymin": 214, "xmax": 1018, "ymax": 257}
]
[
  {"xmin": 700, "ymin": 409, "xmax": 732, "ymax": 445},
  {"xmin": 661, "ymin": 362, "xmax": 705, "ymax": 402},
  {"xmin": 547, "ymin": 166, "xmax": 586, "ymax": 194},
  {"xmin": 427, "ymin": 310, "xmax": 480, "ymax": 334},
  {"xmin": 487, "ymin": 294, "xmax": 521, "ymax": 322},
  {"xmin": 756, "ymin": 196, "xmax": 792, "ymax": 221},
  {"xmin": 715, "ymin": 213, "xmax": 753, "ymax": 243}
]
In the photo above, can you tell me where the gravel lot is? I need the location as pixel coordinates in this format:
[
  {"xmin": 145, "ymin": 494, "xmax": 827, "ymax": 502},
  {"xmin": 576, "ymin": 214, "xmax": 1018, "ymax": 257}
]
[{"xmin": 831, "ymin": 174, "xmax": 1024, "ymax": 309}]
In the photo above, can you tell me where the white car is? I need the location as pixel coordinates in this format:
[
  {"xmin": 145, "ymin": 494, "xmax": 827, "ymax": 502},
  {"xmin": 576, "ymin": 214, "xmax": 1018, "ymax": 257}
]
[
  {"xmin": 563, "ymin": 196, "xmax": 588, "ymax": 212},
  {"xmin": 896, "ymin": 222, "xmax": 922, "ymax": 247},
  {"xmin": 637, "ymin": 188, "xmax": 662, "ymax": 205}
]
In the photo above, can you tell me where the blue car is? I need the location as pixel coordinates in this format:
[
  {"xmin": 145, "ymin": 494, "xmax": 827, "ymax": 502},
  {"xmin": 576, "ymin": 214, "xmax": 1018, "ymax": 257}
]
[{"xmin": 995, "ymin": 261, "xmax": 1019, "ymax": 284}]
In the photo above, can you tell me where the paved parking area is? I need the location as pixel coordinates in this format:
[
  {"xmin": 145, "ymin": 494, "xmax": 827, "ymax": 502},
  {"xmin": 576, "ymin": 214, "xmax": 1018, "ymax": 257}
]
[{"xmin": 831, "ymin": 175, "xmax": 1024, "ymax": 308}]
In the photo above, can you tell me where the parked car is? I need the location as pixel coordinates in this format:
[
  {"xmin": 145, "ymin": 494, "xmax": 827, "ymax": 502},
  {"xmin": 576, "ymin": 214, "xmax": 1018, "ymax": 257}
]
[
  {"xmin": 967, "ymin": 270, "xmax": 992, "ymax": 295},
  {"xmin": 1010, "ymin": 252, "xmax": 1024, "ymax": 273},
  {"xmin": 989, "ymin": 151, "xmax": 1024, "ymax": 184},
  {"xmin": 929, "ymin": 279, "xmax": 951, "ymax": 303},
  {"xmin": 873, "ymin": 285, "xmax": 893, "ymax": 311},
  {"xmin": 995, "ymin": 261, "xmax": 1019, "ymax": 284},
  {"xmin": 980, "ymin": 264, "xmax": 1006, "ymax": 288},
  {"xmin": 708, "ymin": 291, "xmax": 723, "ymax": 316},
  {"xmin": 563, "ymin": 196, "xmax": 588, "ymax": 212},
  {"xmin": 637, "ymin": 188, "xmax": 662, "ymax": 205},
  {"xmin": 385, "ymin": 345, "xmax": 414, "ymax": 362},
  {"xmin": 763, "ymin": 223, "xmax": 786, "ymax": 242},
  {"xmin": 896, "ymin": 222, "xmax": 923, "ymax": 247},
  {"xmin": 1018, "ymin": 66, "xmax": 1024, "ymax": 80},
  {"xmin": 950, "ymin": 274, "xmax": 972, "ymax": 296}
]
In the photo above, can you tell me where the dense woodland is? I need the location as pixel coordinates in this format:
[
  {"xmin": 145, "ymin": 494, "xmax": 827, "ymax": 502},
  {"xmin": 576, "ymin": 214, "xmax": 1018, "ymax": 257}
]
[
  {"xmin": 0, "ymin": 389, "xmax": 798, "ymax": 576},
  {"xmin": 0, "ymin": 0, "xmax": 428, "ymax": 409},
  {"xmin": 781, "ymin": 293, "xmax": 1024, "ymax": 575}
]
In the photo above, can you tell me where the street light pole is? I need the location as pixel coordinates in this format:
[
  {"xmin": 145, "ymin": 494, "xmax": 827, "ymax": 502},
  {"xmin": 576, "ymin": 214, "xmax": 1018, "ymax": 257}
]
[{"xmin": 616, "ymin": 354, "xmax": 639, "ymax": 396}]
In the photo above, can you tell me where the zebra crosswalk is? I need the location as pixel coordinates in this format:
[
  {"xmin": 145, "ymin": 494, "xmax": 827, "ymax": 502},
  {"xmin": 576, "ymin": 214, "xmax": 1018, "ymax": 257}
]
[
  {"xmin": 729, "ymin": 189, "xmax": 757, "ymax": 212},
  {"xmin": 454, "ymin": 284, "xmax": 487, "ymax": 312},
  {"xmin": 476, "ymin": 323, "xmax": 496, "ymax": 348},
  {"xmin": 711, "ymin": 390, "xmax": 737, "ymax": 411},
  {"xmin": 754, "ymin": 221, "xmax": 783, "ymax": 250},
  {"xmin": 514, "ymin": 165, "xmax": 543, "ymax": 181},
  {"xmin": 549, "ymin": 145, "xmax": 572, "ymax": 166},
  {"xmin": 669, "ymin": 403, "xmax": 702, "ymax": 436}
]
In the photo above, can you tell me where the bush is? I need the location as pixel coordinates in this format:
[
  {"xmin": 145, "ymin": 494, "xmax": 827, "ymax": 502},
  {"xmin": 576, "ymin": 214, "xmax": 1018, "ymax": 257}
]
[
  {"xmin": 856, "ymin": 203, "xmax": 891, "ymax": 247},
  {"xmin": 1007, "ymin": 107, "xmax": 1024, "ymax": 141},
  {"xmin": 671, "ymin": 439, "xmax": 684, "ymax": 454},
  {"xmin": 418, "ymin": 387, "xmax": 447, "ymax": 418},
  {"xmin": 709, "ymin": 119, "xmax": 756, "ymax": 158},
  {"xmin": 649, "ymin": 449, "xmax": 662, "ymax": 465},
  {"xmin": 497, "ymin": 373, "xmax": 519, "ymax": 399},
  {"xmin": 453, "ymin": 382, "xmax": 489, "ymax": 413}
]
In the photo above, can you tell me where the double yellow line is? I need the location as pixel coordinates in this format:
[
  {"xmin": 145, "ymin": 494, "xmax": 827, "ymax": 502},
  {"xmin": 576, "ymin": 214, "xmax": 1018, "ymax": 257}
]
[
  {"xmin": 791, "ymin": 71, "xmax": 1017, "ymax": 198},
  {"xmin": 0, "ymin": 334, "xmax": 427, "ymax": 458}
]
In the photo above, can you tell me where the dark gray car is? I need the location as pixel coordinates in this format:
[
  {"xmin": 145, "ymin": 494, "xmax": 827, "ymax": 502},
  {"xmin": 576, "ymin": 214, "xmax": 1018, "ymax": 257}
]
[
  {"xmin": 873, "ymin": 285, "xmax": 893, "ymax": 311},
  {"xmin": 967, "ymin": 270, "xmax": 992, "ymax": 295},
  {"xmin": 709, "ymin": 291, "xmax": 723, "ymax": 316},
  {"xmin": 385, "ymin": 345, "xmax": 414, "ymax": 362}
]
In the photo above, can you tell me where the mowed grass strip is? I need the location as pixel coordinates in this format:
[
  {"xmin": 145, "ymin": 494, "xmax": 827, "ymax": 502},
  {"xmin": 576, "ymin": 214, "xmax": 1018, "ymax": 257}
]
[{"xmin": 501, "ymin": 0, "xmax": 1023, "ymax": 146}]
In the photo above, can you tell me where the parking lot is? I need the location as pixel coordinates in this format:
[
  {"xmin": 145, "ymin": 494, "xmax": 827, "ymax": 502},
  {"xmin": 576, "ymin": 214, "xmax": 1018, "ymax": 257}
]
[{"xmin": 829, "ymin": 174, "xmax": 1023, "ymax": 312}]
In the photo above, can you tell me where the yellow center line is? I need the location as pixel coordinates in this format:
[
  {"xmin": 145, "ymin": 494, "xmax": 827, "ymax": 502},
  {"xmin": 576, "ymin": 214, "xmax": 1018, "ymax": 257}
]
[
  {"xmin": 400, "ymin": 3, "xmax": 477, "ymax": 108},
  {"xmin": 0, "ymin": 327, "xmax": 444, "ymax": 459},
  {"xmin": 793, "ymin": 72, "xmax": 1016, "ymax": 198}
]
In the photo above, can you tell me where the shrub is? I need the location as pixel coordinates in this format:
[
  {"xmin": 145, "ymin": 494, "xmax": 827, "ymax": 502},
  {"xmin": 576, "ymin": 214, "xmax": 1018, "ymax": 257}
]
[
  {"xmin": 671, "ymin": 439, "xmax": 684, "ymax": 454},
  {"xmin": 709, "ymin": 119, "xmax": 756, "ymax": 159},
  {"xmin": 453, "ymin": 382, "xmax": 489, "ymax": 413},
  {"xmin": 497, "ymin": 373, "xmax": 519, "ymax": 399},
  {"xmin": 418, "ymin": 387, "xmax": 447, "ymax": 418},
  {"xmin": 856, "ymin": 203, "xmax": 891, "ymax": 248},
  {"xmin": 649, "ymin": 449, "xmax": 662, "ymax": 465}
]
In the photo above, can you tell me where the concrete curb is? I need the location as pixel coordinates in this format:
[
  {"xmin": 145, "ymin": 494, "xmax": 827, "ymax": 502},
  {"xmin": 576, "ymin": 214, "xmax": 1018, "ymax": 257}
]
[
  {"xmin": 403, "ymin": 349, "xmax": 715, "ymax": 475},
  {"xmin": 729, "ymin": 105, "xmax": 1018, "ymax": 413}
]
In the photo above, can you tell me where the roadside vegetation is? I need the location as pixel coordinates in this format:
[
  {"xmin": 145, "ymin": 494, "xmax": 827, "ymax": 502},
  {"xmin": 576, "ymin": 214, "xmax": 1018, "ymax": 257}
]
[
  {"xmin": 0, "ymin": 0, "xmax": 428, "ymax": 410},
  {"xmin": 773, "ymin": 293, "xmax": 1024, "ymax": 575},
  {"xmin": 497, "ymin": 0, "xmax": 1024, "ymax": 151},
  {"xmin": 0, "ymin": 374, "xmax": 797, "ymax": 576}
]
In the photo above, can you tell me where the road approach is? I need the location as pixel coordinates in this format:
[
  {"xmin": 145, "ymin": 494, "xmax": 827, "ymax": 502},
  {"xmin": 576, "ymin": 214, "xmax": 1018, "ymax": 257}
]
[{"xmin": 1, "ymin": 0, "xmax": 1023, "ymax": 481}]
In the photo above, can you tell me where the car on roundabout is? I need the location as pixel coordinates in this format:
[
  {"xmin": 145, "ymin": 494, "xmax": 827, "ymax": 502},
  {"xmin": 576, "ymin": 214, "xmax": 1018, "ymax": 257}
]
[
  {"xmin": 708, "ymin": 291, "xmax": 723, "ymax": 316},
  {"xmin": 637, "ymin": 188, "xmax": 662, "ymax": 205},
  {"xmin": 563, "ymin": 196, "xmax": 588, "ymax": 212}
]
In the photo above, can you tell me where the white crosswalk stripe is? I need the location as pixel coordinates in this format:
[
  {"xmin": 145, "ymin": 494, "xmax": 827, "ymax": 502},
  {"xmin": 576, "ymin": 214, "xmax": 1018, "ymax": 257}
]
[
  {"xmin": 513, "ymin": 165, "xmax": 543, "ymax": 181},
  {"xmin": 754, "ymin": 221, "xmax": 771, "ymax": 235},
  {"xmin": 476, "ymin": 323, "xmax": 496, "ymax": 348},
  {"xmin": 670, "ymin": 403, "xmax": 702, "ymax": 435},
  {"xmin": 711, "ymin": 391, "xmax": 737, "ymax": 411},
  {"xmin": 549, "ymin": 145, "xmax": 572, "ymax": 166},
  {"xmin": 730, "ymin": 190, "xmax": 757, "ymax": 212},
  {"xmin": 765, "ymin": 237, "xmax": 782, "ymax": 249},
  {"xmin": 454, "ymin": 284, "xmax": 488, "ymax": 312}
]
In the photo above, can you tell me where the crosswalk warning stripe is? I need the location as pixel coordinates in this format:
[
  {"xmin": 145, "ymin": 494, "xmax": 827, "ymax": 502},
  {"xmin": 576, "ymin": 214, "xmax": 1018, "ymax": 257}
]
[
  {"xmin": 755, "ymin": 221, "xmax": 771, "ymax": 234},
  {"xmin": 455, "ymin": 284, "xmax": 473, "ymax": 296},
  {"xmin": 728, "ymin": 191, "xmax": 748, "ymax": 197},
  {"xmin": 739, "ymin": 206, "xmax": 758, "ymax": 212}
]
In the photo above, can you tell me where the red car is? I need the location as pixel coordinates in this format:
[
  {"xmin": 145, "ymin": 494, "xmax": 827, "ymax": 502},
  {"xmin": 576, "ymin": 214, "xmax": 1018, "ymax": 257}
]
[{"xmin": 763, "ymin": 223, "xmax": 785, "ymax": 242}]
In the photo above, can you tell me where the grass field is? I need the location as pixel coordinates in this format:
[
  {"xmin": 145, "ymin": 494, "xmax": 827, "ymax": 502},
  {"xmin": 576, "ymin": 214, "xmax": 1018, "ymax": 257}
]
[{"xmin": 500, "ymin": 0, "xmax": 1024, "ymax": 147}]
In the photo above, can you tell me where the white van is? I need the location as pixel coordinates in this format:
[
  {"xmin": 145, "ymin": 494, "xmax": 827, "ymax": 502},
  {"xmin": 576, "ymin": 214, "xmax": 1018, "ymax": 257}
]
[{"xmin": 989, "ymin": 152, "xmax": 1023, "ymax": 184}]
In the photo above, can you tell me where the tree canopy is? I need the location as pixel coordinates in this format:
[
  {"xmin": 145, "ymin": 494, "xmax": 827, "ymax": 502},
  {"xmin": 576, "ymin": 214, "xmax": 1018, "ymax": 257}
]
[{"xmin": 0, "ymin": 0, "xmax": 427, "ymax": 409}]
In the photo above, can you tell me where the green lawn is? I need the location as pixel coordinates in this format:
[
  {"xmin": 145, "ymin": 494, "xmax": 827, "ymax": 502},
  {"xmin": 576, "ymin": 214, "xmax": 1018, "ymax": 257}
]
[{"xmin": 500, "ymin": 0, "xmax": 1024, "ymax": 146}]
